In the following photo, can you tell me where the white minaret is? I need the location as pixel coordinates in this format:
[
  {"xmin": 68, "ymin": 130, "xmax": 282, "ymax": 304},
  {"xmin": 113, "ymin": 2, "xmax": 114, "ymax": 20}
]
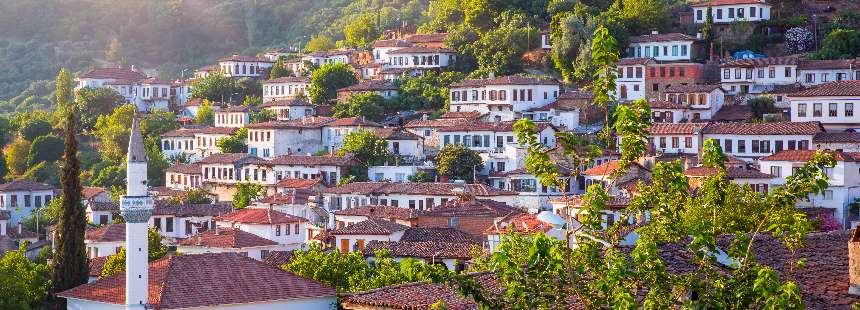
[{"xmin": 119, "ymin": 116, "xmax": 153, "ymax": 309}]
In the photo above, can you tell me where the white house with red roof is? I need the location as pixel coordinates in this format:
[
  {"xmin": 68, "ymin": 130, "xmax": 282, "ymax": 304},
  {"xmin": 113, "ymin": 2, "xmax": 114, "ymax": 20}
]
[
  {"xmin": 216, "ymin": 207, "xmax": 310, "ymax": 250},
  {"xmin": 644, "ymin": 123, "xmax": 708, "ymax": 155},
  {"xmin": 520, "ymin": 91, "xmax": 592, "ymax": 130},
  {"xmin": 302, "ymin": 50, "xmax": 352, "ymax": 67},
  {"xmin": 437, "ymin": 121, "xmax": 557, "ymax": 154},
  {"xmin": 373, "ymin": 39, "xmax": 413, "ymax": 64},
  {"xmin": 625, "ymin": 31, "xmax": 701, "ymax": 62},
  {"xmin": 789, "ymin": 81, "xmax": 860, "ymax": 131},
  {"xmin": 449, "ymin": 76, "xmax": 561, "ymax": 122},
  {"xmin": 366, "ymin": 226, "xmax": 482, "ymax": 271},
  {"xmin": 798, "ymin": 59, "xmax": 859, "ymax": 86},
  {"xmin": 582, "ymin": 161, "xmax": 652, "ymax": 197},
  {"xmin": 322, "ymin": 117, "xmax": 383, "ymax": 152},
  {"xmin": 683, "ymin": 166, "xmax": 775, "ymax": 193},
  {"xmin": 334, "ymin": 205, "xmax": 420, "ymax": 228},
  {"xmin": 759, "ymin": 150, "xmax": 860, "ymax": 227},
  {"xmin": 161, "ymin": 126, "xmax": 238, "ymax": 161},
  {"xmin": 84, "ymin": 224, "xmax": 126, "ymax": 258},
  {"xmin": 322, "ymin": 182, "xmax": 518, "ymax": 211},
  {"xmin": 259, "ymin": 98, "xmax": 316, "ymax": 121},
  {"xmin": 657, "ymin": 84, "xmax": 726, "ymax": 122},
  {"xmin": 385, "ymin": 46, "xmax": 457, "ymax": 70},
  {"xmin": 177, "ymin": 227, "xmax": 291, "ymax": 260},
  {"xmin": 336, "ymin": 80, "xmax": 400, "ymax": 102},
  {"xmin": 59, "ymin": 253, "xmax": 337, "ymax": 309},
  {"xmin": 331, "ymin": 218, "xmax": 409, "ymax": 253},
  {"xmin": 720, "ymin": 56, "xmax": 797, "ymax": 94},
  {"xmin": 218, "ymin": 54, "xmax": 274, "ymax": 78},
  {"xmin": 691, "ymin": 0, "xmax": 772, "ymax": 24},
  {"xmin": 246, "ymin": 116, "xmax": 337, "ymax": 158},
  {"xmin": 814, "ymin": 132, "xmax": 860, "ymax": 152},
  {"xmin": 701, "ymin": 121, "xmax": 824, "ymax": 161},
  {"xmin": 165, "ymin": 163, "xmax": 202, "ymax": 190},
  {"xmin": 0, "ymin": 180, "xmax": 56, "ymax": 225},
  {"xmin": 616, "ymin": 58, "xmax": 654, "ymax": 101},
  {"xmin": 76, "ymin": 67, "xmax": 172, "ymax": 111},
  {"xmin": 263, "ymin": 76, "xmax": 311, "ymax": 102},
  {"xmin": 150, "ymin": 202, "xmax": 233, "ymax": 241},
  {"xmin": 214, "ymin": 105, "xmax": 252, "ymax": 128}
]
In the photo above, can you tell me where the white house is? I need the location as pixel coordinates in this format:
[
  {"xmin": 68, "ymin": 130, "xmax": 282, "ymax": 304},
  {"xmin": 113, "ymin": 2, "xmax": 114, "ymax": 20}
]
[
  {"xmin": 177, "ymin": 227, "xmax": 291, "ymax": 260},
  {"xmin": 521, "ymin": 91, "xmax": 592, "ymax": 130},
  {"xmin": 215, "ymin": 207, "xmax": 310, "ymax": 251},
  {"xmin": 720, "ymin": 56, "xmax": 798, "ymax": 94},
  {"xmin": 165, "ymin": 163, "xmax": 203, "ymax": 190},
  {"xmin": 333, "ymin": 205, "xmax": 419, "ymax": 228},
  {"xmin": 218, "ymin": 54, "xmax": 274, "ymax": 78},
  {"xmin": 449, "ymin": 76, "xmax": 561, "ymax": 122},
  {"xmin": 365, "ymin": 227, "xmax": 481, "ymax": 271},
  {"xmin": 259, "ymin": 98, "xmax": 316, "ymax": 121},
  {"xmin": 263, "ymin": 76, "xmax": 311, "ymax": 102},
  {"xmin": 373, "ymin": 39, "xmax": 413, "ymax": 64},
  {"xmin": 323, "ymin": 182, "xmax": 518, "ymax": 211},
  {"xmin": 540, "ymin": 28, "xmax": 552, "ymax": 49},
  {"xmin": 374, "ymin": 128, "xmax": 425, "ymax": 159},
  {"xmin": 385, "ymin": 47, "xmax": 457, "ymax": 70},
  {"xmin": 814, "ymin": 132, "xmax": 860, "ymax": 152},
  {"xmin": 798, "ymin": 59, "xmax": 858, "ymax": 86},
  {"xmin": 616, "ymin": 58, "xmax": 654, "ymax": 101},
  {"xmin": 84, "ymin": 224, "xmax": 126, "ymax": 258},
  {"xmin": 336, "ymin": 80, "xmax": 400, "ymax": 102},
  {"xmin": 322, "ymin": 117, "xmax": 383, "ymax": 153},
  {"xmin": 437, "ymin": 121, "xmax": 557, "ymax": 154},
  {"xmin": 59, "ymin": 253, "xmax": 338, "ymax": 310},
  {"xmin": 85, "ymin": 201, "xmax": 118, "ymax": 226},
  {"xmin": 214, "ymin": 105, "xmax": 252, "ymax": 128},
  {"xmin": 150, "ymin": 202, "xmax": 233, "ymax": 241},
  {"xmin": 367, "ymin": 165, "xmax": 432, "ymax": 182},
  {"xmin": 331, "ymin": 218, "xmax": 408, "ymax": 253},
  {"xmin": 789, "ymin": 80, "xmax": 860, "ymax": 131},
  {"xmin": 654, "ymin": 84, "xmax": 726, "ymax": 122},
  {"xmin": 759, "ymin": 150, "xmax": 860, "ymax": 228},
  {"xmin": 0, "ymin": 180, "xmax": 56, "ymax": 225},
  {"xmin": 302, "ymin": 50, "xmax": 352, "ymax": 66},
  {"xmin": 76, "ymin": 68, "xmax": 172, "ymax": 112},
  {"xmin": 691, "ymin": 0, "xmax": 772, "ymax": 24},
  {"xmin": 161, "ymin": 126, "xmax": 238, "ymax": 161},
  {"xmin": 625, "ymin": 31, "xmax": 700, "ymax": 62},
  {"xmin": 265, "ymin": 154, "xmax": 357, "ymax": 187},
  {"xmin": 701, "ymin": 121, "xmax": 824, "ymax": 161},
  {"xmin": 645, "ymin": 123, "xmax": 708, "ymax": 155},
  {"xmin": 246, "ymin": 116, "xmax": 337, "ymax": 158}
]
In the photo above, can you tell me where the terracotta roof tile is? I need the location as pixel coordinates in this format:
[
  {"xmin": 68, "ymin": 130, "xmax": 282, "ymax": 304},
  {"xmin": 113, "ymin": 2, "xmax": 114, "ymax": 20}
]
[
  {"xmin": 256, "ymin": 190, "xmax": 314, "ymax": 205},
  {"xmin": 440, "ymin": 111, "xmax": 484, "ymax": 119},
  {"xmin": 404, "ymin": 117, "xmax": 472, "ymax": 128},
  {"xmin": 82, "ymin": 187, "xmax": 107, "ymax": 200},
  {"xmin": 325, "ymin": 117, "xmax": 383, "ymax": 127},
  {"xmin": 87, "ymin": 201, "xmax": 119, "ymax": 212},
  {"xmin": 179, "ymin": 228, "xmax": 278, "ymax": 248},
  {"xmin": 389, "ymin": 47, "xmax": 456, "ymax": 54},
  {"xmin": 721, "ymin": 56, "xmax": 797, "ymax": 67},
  {"xmin": 197, "ymin": 153, "xmax": 260, "ymax": 165},
  {"xmin": 276, "ymin": 178, "xmax": 323, "ymax": 189},
  {"xmin": 690, "ymin": 0, "xmax": 769, "ymax": 6},
  {"xmin": 216, "ymin": 208, "xmax": 308, "ymax": 225},
  {"xmin": 451, "ymin": 76, "xmax": 559, "ymax": 88},
  {"xmin": 759, "ymin": 150, "xmax": 860, "ymax": 162},
  {"xmin": 262, "ymin": 250, "xmax": 295, "ymax": 267},
  {"xmin": 373, "ymin": 39, "xmax": 413, "ymax": 48},
  {"xmin": 374, "ymin": 128, "xmax": 423, "ymax": 140},
  {"xmin": 0, "ymin": 180, "xmax": 54, "ymax": 191},
  {"xmin": 649, "ymin": 100, "xmax": 689, "ymax": 109},
  {"xmin": 629, "ymin": 33, "xmax": 699, "ymax": 43},
  {"xmin": 486, "ymin": 213, "xmax": 552, "ymax": 234},
  {"xmin": 267, "ymin": 154, "xmax": 356, "ymax": 167},
  {"xmin": 400, "ymin": 227, "xmax": 483, "ymax": 243},
  {"xmin": 814, "ymin": 132, "xmax": 860, "ymax": 143},
  {"xmin": 404, "ymin": 33, "xmax": 449, "ymax": 44},
  {"xmin": 702, "ymin": 121, "xmax": 823, "ymax": 135},
  {"xmin": 798, "ymin": 59, "xmax": 856, "ymax": 70},
  {"xmin": 334, "ymin": 205, "xmax": 421, "ymax": 220},
  {"xmin": 324, "ymin": 182, "xmax": 517, "ymax": 196},
  {"xmin": 438, "ymin": 120, "xmax": 553, "ymax": 132},
  {"xmin": 712, "ymin": 104, "xmax": 754, "ymax": 122},
  {"xmin": 365, "ymin": 240, "xmax": 479, "ymax": 259},
  {"xmin": 421, "ymin": 197, "xmax": 521, "ymax": 218},
  {"xmin": 152, "ymin": 202, "xmax": 233, "ymax": 217},
  {"xmin": 246, "ymin": 116, "xmax": 337, "ymax": 129},
  {"xmin": 258, "ymin": 98, "xmax": 314, "ymax": 108},
  {"xmin": 664, "ymin": 84, "xmax": 723, "ymax": 93},
  {"xmin": 220, "ymin": 54, "xmax": 272, "ymax": 62},
  {"xmin": 58, "ymin": 253, "xmax": 336, "ymax": 308},
  {"xmin": 161, "ymin": 126, "xmax": 237, "ymax": 138},
  {"xmin": 79, "ymin": 68, "xmax": 147, "ymax": 81},
  {"xmin": 342, "ymin": 272, "xmax": 498, "ymax": 310},
  {"xmin": 330, "ymin": 218, "xmax": 409, "ymax": 235},
  {"xmin": 790, "ymin": 81, "xmax": 860, "ymax": 97},
  {"xmin": 264, "ymin": 76, "xmax": 311, "ymax": 84},
  {"xmin": 85, "ymin": 224, "xmax": 125, "ymax": 243},
  {"xmin": 617, "ymin": 58, "xmax": 655, "ymax": 66},
  {"xmin": 649, "ymin": 123, "xmax": 708, "ymax": 135},
  {"xmin": 165, "ymin": 163, "xmax": 202, "ymax": 174}
]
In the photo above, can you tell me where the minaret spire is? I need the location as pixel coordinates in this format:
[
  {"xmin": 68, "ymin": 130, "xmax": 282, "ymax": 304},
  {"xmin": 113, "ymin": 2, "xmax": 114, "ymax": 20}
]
[{"xmin": 119, "ymin": 114, "xmax": 154, "ymax": 309}]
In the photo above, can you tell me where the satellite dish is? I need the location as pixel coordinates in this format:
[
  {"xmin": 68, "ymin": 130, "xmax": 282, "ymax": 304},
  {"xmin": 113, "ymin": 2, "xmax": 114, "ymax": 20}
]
[{"xmin": 536, "ymin": 211, "xmax": 566, "ymax": 229}]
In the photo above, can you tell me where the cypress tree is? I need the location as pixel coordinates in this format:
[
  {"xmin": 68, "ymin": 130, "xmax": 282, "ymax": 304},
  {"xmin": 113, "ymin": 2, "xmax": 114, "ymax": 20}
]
[{"xmin": 51, "ymin": 69, "xmax": 88, "ymax": 306}]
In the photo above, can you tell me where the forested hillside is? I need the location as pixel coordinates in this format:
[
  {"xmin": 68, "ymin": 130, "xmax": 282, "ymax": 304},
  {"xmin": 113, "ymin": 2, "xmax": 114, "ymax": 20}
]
[{"xmin": 0, "ymin": 0, "xmax": 427, "ymax": 110}]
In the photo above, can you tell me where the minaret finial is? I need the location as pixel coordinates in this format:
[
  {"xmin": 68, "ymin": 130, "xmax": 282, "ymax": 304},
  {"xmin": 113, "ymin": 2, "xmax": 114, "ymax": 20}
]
[{"xmin": 128, "ymin": 115, "xmax": 147, "ymax": 162}]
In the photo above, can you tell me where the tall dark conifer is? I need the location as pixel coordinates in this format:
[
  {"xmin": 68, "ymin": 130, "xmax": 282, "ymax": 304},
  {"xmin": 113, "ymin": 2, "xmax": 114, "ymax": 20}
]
[{"xmin": 51, "ymin": 69, "xmax": 88, "ymax": 307}]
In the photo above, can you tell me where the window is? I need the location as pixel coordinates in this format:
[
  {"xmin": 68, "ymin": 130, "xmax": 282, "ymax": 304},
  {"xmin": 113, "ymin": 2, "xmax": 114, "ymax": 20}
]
[
  {"xmin": 448, "ymin": 217, "xmax": 459, "ymax": 228},
  {"xmin": 679, "ymin": 67, "xmax": 686, "ymax": 76},
  {"xmin": 685, "ymin": 137, "xmax": 692, "ymax": 148},
  {"xmin": 813, "ymin": 103, "xmax": 822, "ymax": 117},
  {"xmin": 697, "ymin": 9, "xmax": 703, "ymax": 20},
  {"xmin": 672, "ymin": 137, "xmax": 679, "ymax": 148},
  {"xmin": 724, "ymin": 139, "xmax": 733, "ymax": 153},
  {"xmin": 758, "ymin": 69, "xmax": 764, "ymax": 78},
  {"xmin": 769, "ymin": 67, "xmax": 775, "ymax": 78},
  {"xmin": 166, "ymin": 218, "xmax": 173, "ymax": 232},
  {"xmin": 770, "ymin": 166, "xmax": 781, "ymax": 177},
  {"xmin": 760, "ymin": 140, "xmax": 771, "ymax": 153},
  {"xmin": 805, "ymin": 74, "xmax": 814, "ymax": 83},
  {"xmin": 154, "ymin": 218, "xmax": 162, "ymax": 230},
  {"xmin": 752, "ymin": 140, "xmax": 760, "ymax": 153},
  {"xmin": 750, "ymin": 6, "xmax": 756, "ymax": 17},
  {"xmin": 785, "ymin": 67, "xmax": 792, "ymax": 77},
  {"xmin": 295, "ymin": 224, "xmax": 299, "ymax": 235},
  {"xmin": 716, "ymin": 8, "xmax": 722, "ymax": 19},
  {"xmin": 724, "ymin": 69, "xmax": 730, "ymax": 79},
  {"xmin": 99, "ymin": 214, "xmax": 109, "ymax": 225},
  {"xmin": 681, "ymin": 45, "xmax": 688, "ymax": 56},
  {"xmin": 775, "ymin": 140, "xmax": 783, "ymax": 152},
  {"xmin": 728, "ymin": 7, "xmax": 735, "ymax": 18},
  {"xmin": 847, "ymin": 103, "xmax": 854, "ymax": 117},
  {"xmin": 746, "ymin": 68, "xmax": 752, "ymax": 79},
  {"xmin": 24, "ymin": 195, "xmax": 30, "ymax": 207},
  {"xmin": 738, "ymin": 7, "xmax": 744, "ymax": 18},
  {"xmin": 738, "ymin": 139, "xmax": 746, "ymax": 153},
  {"xmin": 276, "ymin": 225, "xmax": 282, "ymax": 236},
  {"xmin": 286, "ymin": 224, "xmax": 291, "ymax": 235},
  {"xmin": 798, "ymin": 103, "xmax": 807, "ymax": 117},
  {"xmin": 823, "ymin": 190, "xmax": 834, "ymax": 200},
  {"xmin": 734, "ymin": 69, "xmax": 741, "ymax": 79},
  {"xmin": 829, "ymin": 103, "xmax": 838, "ymax": 117},
  {"xmin": 659, "ymin": 137, "xmax": 666, "ymax": 148},
  {"xmin": 672, "ymin": 45, "xmax": 678, "ymax": 56}
]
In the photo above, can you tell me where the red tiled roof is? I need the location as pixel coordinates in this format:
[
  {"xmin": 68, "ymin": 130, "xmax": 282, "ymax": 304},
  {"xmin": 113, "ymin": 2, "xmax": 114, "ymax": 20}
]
[
  {"xmin": 179, "ymin": 228, "xmax": 278, "ymax": 248},
  {"xmin": 690, "ymin": 0, "xmax": 769, "ymax": 6},
  {"xmin": 683, "ymin": 166, "xmax": 774, "ymax": 179},
  {"xmin": 58, "ymin": 253, "xmax": 336, "ymax": 308},
  {"xmin": 325, "ymin": 117, "xmax": 383, "ymax": 127},
  {"xmin": 276, "ymin": 178, "xmax": 322, "ymax": 189},
  {"xmin": 82, "ymin": 187, "xmax": 107, "ymax": 200},
  {"xmin": 404, "ymin": 117, "xmax": 471, "ymax": 128},
  {"xmin": 721, "ymin": 56, "xmax": 797, "ymax": 67},
  {"xmin": 617, "ymin": 58, "xmax": 655, "ymax": 66},
  {"xmin": 334, "ymin": 205, "xmax": 421, "ymax": 220},
  {"xmin": 365, "ymin": 240, "xmax": 479, "ymax": 259},
  {"xmin": 305, "ymin": 50, "xmax": 352, "ymax": 57},
  {"xmin": 649, "ymin": 123, "xmax": 708, "ymax": 135},
  {"xmin": 759, "ymin": 150, "xmax": 860, "ymax": 162},
  {"xmin": 79, "ymin": 68, "xmax": 147, "ymax": 81},
  {"xmin": 89, "ymin": 256, "xmax": 108, "ymax": 277},
  {"xmin": 161, "ymin": 126, "xmax": 237, "ymax": 137},
  {"xmin": 440, "ymin": 111, "xmax": 484, "ymax": 119},
  {"xmin": 197, "ymin": 153, "xmax": 259, "ymax": 165},
  {"xmin": 814, "ymin": 132, "xmax": 860, "ymax": 143},
  {"xmin": 629, "ymin": 33, "xmax": 699, "ymax": 43},
  {"xmin": 330, "ymin": 218, "xmax": 409, "ymax": 235},
  {"xmin": 246, "ymin": 116, "xmax": 337, "ymax": 129},
  {"xmin": 712, "ymin": 104, "xmax": 754, "ymax": 122},
  {"xmin": 152, "ymin": 202, "xmax": 233, "ymax": 217},
  {"xmin": 220, "ymin": 54, "xmax": 272, "ymax": 63},
  {"xmin": 267, "ymin": 154, "xmax": 355, "ymax": 167},
  {"xmin": 404, "ymin": 33, "xmax": 449, "ymax": 44},
  {"xmin": 486, "ymin": 213, "xmax": 552, "ymax": 234},
  {"xmin": 451, "ymin": 76, "xmax": 559, "ymax": 88},
  {"xmin": 400, "ymin": 227, "xmax": 483, "ymax": 243},
  {"xmin": 649, "ymin": 100, "xmax": 688, "ymax": 110},
  {"xmin": 664, "ymin": 84, "xmax": 722, "ymax": 93},
  {"xmin": 165, "ymin": 163, "xmax": 202, "ymax": 174},
  {"xmin": 798, "ymin": 59, "xmax": 856, "ymax": 70},
  {"xmin": 324, "ymin": 182, "xmax": 517, "ymax": 196},
  {"xmin": 341, "ymin": 272, "xmax": 498, "ymax": 310},
  {"xmin": 87, "ymin": 201, "xmax": 119, "ymax": 212},
  {"xmin": 262, "ymin": 251, "xmax": 295, "ymax": 267},
  {"xmin": 0, "ymin": 179, "xmax": 54, "ymax": 191},
  {"xmin": 388, "ymin": 47, "xmax": 456, "ymax": 54},
  {"xmin": 264, "ymin": 76, "xmax": 311, "ymax": 84},
  {"xmin": 373, "ymin": 39, "xmax": 413, "ymax": 48},
  {"xmin": 256, "ymin": 190, "xmax": 314, "ymax": 205},
  {"xmin": 216, "ymin": 208, "xmax": 309, "ymax": 224},
  {"xmin": 374, "ymin": 128, "xmax": 423, "ymax": 140},
  {"xmin": 438, "ymin": 120, "xmax": 553, "ymax": 132},
  {"xmin": 421, "ymin": 197, "xmax": 521, "ymax": 218},
  {"xmin": 789, "ymin": 81, "xmax": 860, "ymax": 97},
  {"xmin": 85, "ymin": 224, "xmax": 125, "ymax": 243},
  {"xmin": 582, "ymin": 160, "xmax": 623, "ymax": 176},
  {"xmin": 702, "ymin": 121, "xmax": 823, "ymax": 135}
]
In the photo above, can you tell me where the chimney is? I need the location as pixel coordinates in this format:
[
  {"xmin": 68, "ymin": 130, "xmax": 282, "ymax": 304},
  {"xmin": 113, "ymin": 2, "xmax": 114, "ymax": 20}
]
[
  {"xmin": 651, "ymin": 30, "xmax": 659, "ymax": 35},
  {"xmin": 850, "ymin": 226, "xmax": 860, "ymax": 295}
]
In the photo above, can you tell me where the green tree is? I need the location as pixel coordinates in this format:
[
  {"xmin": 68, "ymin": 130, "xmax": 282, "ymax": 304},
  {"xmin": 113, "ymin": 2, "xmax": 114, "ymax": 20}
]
[
  {"xmin": 549, "ymin": 8, "xmax": 596, "ymax": 83},
  {"xmin": 343, "ymin": 13, "xmax": 380, "ymax": 48},
  {"xmin": 88, "ymin": 164, "xmax": 126, "ymax": 190},
  {"xmin": 19, "ymin": 161, "xmax": 61, "ymax": 186},
  {"xmin": 269, "ymin": 58, "xmax": 293, "ymax": 79},
  {"xmin": 458, "ymin": 11, "xmax": 537, "ymax": 76},
  {"xmin": 304, "ymin": 35, "xmax": 337, "ymax": 52},
  {"xmin": 0, "ymin": 243, "xmax": 52, "ymax": 309},
  {"xmin": 195, "ymin": 99, "xmax": 215, "ymax": 126},
  {"xmin": 233, "ymin": 181, "xmax": 264, "ymax": 209},
  {"xmin": 141, "ymin": 110, "xmax": 179, "ymax": 138},
  {"xmin": 338, "ymin": 129, "xmax": 395, "ymax": 181},
  {"xmin": 100, "ymin": 228, "xmax": 167, "ymax": 278},
  {"xmin": 408, "ymin": 170, "xmax": 436, "ymax": 182},
  {"xmin": 250, "ymin": 108, "xmax": 275, "ymax": 123},
  {"xmin": 333, "ymin": 92, "xmax": 384, "ymax": 121},
  {"xmin": 167, "ymin": 188, "xmax": 212, "ymax": 205},
  {"xmin": 75, "ymin": 87, "xmax": 124, "ymax": 131},
  {"xmin": 591, "ymin": 24, "xmax": 620, "ymax": 148},
  {"xmin": 236, "ymin": 77, "xmax": 262, "ymax": 100},
  {"xmin": 94, "ymin": 104, "xmax": 135, "ymax": 163},
  {"xmin": 0, "ymin": 148, "xmax": 7, "ymax": 181},
  {"xmin": 4, "ymin": 138, "xmax": 31, "ymax": 176},
  {"xmin": 396, "ymin": 71, "xmax": 465, "ymax": 111},
  {"xmin": 812, "ymin": 29, "xmax": 860, "ymax": 60},
  {"xmin": 52, "ymin": 69, "xmax": 88, "ymax": 306},
  {"xmin": 217, "ymin": 128, "xmax": 249, "ymax": 153},
  {"xmin": 190, "ymin": 72, "xmax": 236, "ymax": 102},
  {"xmin": 308, "ymin": 63, "xmax": 358, "ymax": 104},
  {"xmin": 748, "ymin": 96, "xmax": 778, "ymax": 120},
  {"xmin": 105, "ymin": 38, "xmax": 125, "ymax": 66},
  {"xmin": 27, "ymin": 135, "xmax": 64, "ymax": 167},
  {"xmin": 436, "ymin": 144, "xmax": 483, "ymax": 183},
  {"xmin": 19, "ymin": 119, "xmax": 52, "ymax": 141},
  {"xmin": 701, "ymin": 138, "xmax": 727, "ymax": 169}
]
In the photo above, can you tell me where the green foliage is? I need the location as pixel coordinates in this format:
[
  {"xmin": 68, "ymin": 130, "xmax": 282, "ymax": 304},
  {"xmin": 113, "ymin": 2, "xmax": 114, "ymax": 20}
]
[
  {"xmin": 408, "ymin": 170, "xmax": 436, "ymax": 182},
  {"xmin": 304, "ymin": 35, "xmax": 337, "ymax": 52},
  {"xmin": 343, "ymin": 13, "xmax": 380, "ymax": 48},
  {"xmin": 217, "ymin": 128, "xmax": 249, "ymax": 153},
  {"xmin": 333, "ymin": 92, "xmax": 384, "ymax": 121},
  {"xmin": 88, "ymin": 163, "xmax": 126, "ymax": 190},
  {"xmin": 141, "ymin": 110, "xmax": 179, "ymax": 138},
  {"xmin": 195, "ymin": 100, "xmax": 215, "ymax": 126},
  {"xmin": 309, "ymin": 63, "xmax": 358, "ymax": 104},
  {"xmin": 748, "ymin": 96, "xmax": 778, "ymax": 120},
  {"xmin": 233, "ymin": 181, "xmax": 264, "ymax": 209},
  {"xmin": 250, "ymin": 108, "xmax": 275, "ymax": 123},
  {"xmin": 94, "ymin": 104, "xmax": 135, "ymax": 163},
  {"xmin": 811, "ymin": 29, "xmax": 860, "ymax": 60},
  {"xmin": 614, "ymin": 99, "xmax": 651, "ymax": 166},
  {"xmin": 435, "ymin": 144, "xmax": 483, "ymax": 183},
  {"xmin": 236, "ymin": 77, "xmax": 262, "ymax": 101},
  {"xmin": 167, "ymin": 188, "xmax": 213, "ymax": 205},
  {"xmin": 395, "ymin": 71, "xmax": 465, "ymax": 111},
  {"xmin": 701, "ymin": 138, "xmax": 727, "ymax": 169},
  {"xmin": 19, "ymin": 161, "xmax": 60, "ymax": 186},
  {"xmin": 591, "ymin": 23, "xmax": 620, "ymax": 148},
  {"xmin": 4, "ymin": 138, "xmax": 31, "ymax": 176},
  {"xmin": 454, "ymin": 11, "xmax": 538, "ymax": 76},
  {"xmin": 75, "ymin": 87, "xmax": 124, "ymax": 131},
  {"xmin": 268, "ymin": 58, "xmax": 293, "ymax": 79},
  {"xmin": 27, "ymin": 135, "xmax": 63, "ymax": 167},
  {"xmin": 284, "ymin": 245, "xmax": 452, "ymax": 293},
  {"xmin": 19, "ymin": 119, "xmax": 52, "ymax": 141},
  {"xmin": 101, "ymin": 229, "xmax": 167, "ymax": 278},
  {"xmin": 615, "ymin": 0, "xmax": 671, "ymax": 34},
  {"xmin": 0, "ymin": 148, "xmax": 6, "ymax": 181},
  {"xmin": 549, "ymin": 8, "xmax": 596, "ymax": 83},
  {"xmin": 339, "ymin": 129, "xmax": 396, "ymax": 169},
  {"xmin": 0, "ymin": 243, "xmax": 52, "ymax": 309},
  {"xmin": 190, "ymin": 72, "xmax": 236, "ymax": 102}
]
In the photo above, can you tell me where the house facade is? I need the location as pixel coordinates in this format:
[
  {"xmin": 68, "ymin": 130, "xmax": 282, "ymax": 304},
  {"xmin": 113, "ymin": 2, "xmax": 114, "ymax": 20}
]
[
  {"xmin": 449, "ymin": 76, "xmax": 560, "ymax": 122},
  {"xmin": 789, "ymin": 81, "xmax": 860, "ymax": 131}
]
